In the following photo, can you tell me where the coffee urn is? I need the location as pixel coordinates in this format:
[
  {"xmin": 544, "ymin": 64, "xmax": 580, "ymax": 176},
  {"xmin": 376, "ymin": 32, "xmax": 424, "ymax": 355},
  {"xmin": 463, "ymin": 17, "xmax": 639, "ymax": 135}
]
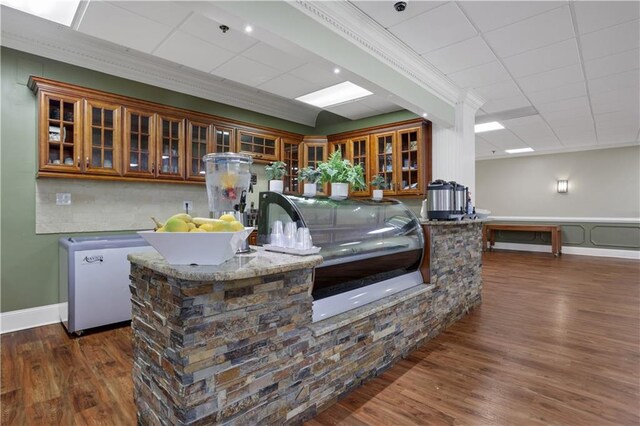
[
  {"xmin": 427, "ymin": 180, "xmax": 455, "ymax": 220},
  {"xmin": 450, "ymin": 181, "xmax": 468, "ymax": 214}
]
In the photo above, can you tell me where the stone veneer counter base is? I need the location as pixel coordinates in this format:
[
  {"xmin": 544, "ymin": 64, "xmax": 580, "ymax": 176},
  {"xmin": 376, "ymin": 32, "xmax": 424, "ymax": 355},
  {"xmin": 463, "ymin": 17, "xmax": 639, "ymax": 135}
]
[{"xmin": 129, "ymin": 226, "xmax": 483, "ymax": 425}]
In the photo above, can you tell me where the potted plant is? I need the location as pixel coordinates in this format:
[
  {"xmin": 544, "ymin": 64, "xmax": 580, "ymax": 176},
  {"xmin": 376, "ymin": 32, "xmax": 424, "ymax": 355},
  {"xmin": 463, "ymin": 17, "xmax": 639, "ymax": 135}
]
[
  {"xmin": 265, "ymin": 161, "xmax": 287, "ymax": 193},
  {"xmin": 370, "ymin": 175, "xmax": 386, "ymax": 200},
  {"xmin": 317, "ymin": 150, "xmax": 366, "ymax": 200},
  {"xmin": 298, "ymin": 166, "xmax": 322, "ymax": 197}
]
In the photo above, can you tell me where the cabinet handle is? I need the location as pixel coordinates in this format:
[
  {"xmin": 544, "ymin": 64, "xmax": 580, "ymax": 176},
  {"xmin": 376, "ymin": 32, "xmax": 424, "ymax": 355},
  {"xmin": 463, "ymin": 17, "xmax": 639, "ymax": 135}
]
[
  {"xmin": 254, "ymin": 154, "xmax": 263, "ymax": 158},
  {"xmin": 85, "ymin": 157, "xmax": 89, "ymax": 168},
  {"xmin": 151, "ymin": 162, "xmax": 155, "ymax": 173}
]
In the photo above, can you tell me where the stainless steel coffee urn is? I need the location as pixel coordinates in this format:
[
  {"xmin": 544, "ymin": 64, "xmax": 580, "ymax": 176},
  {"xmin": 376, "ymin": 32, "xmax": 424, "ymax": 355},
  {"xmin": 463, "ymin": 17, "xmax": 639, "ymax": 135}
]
[
  {"xmin": 450, "ymin": 181, "xmax": 468, "ymax": 214},
  {"xmin": 427, "ymin": 180, "xmax": 455, "ymax": 220}
]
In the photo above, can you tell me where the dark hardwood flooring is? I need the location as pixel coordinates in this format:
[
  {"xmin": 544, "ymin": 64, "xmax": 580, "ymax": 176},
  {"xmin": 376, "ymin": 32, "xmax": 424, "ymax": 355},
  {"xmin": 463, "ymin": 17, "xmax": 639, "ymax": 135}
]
[{"xmin": 2, "ymin": 251, "xmax": 639, "ymax": 425}]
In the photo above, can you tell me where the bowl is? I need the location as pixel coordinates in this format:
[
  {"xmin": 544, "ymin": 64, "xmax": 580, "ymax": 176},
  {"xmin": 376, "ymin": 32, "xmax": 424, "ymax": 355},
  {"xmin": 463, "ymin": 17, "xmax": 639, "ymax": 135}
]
[
  {"xmin": 475, "ymin": 209, "xmax": 491, "ymax": 219},
  {"xmin": 138, "ymin": 227, "xmax": 253, "ymax": 265}
]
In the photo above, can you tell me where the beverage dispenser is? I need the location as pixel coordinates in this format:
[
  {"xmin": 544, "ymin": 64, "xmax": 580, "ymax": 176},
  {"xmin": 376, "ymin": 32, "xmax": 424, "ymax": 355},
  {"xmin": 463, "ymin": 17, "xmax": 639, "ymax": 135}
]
[{"xmin": 203, "ymin": 153, "xmax": 253, "ymax": 252}]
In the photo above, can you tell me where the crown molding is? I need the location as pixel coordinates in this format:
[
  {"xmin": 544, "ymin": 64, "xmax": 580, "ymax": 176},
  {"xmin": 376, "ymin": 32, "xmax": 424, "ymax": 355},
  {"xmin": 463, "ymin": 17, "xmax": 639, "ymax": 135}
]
[
  {"xmin": 0, "ymin": 6, "xmax": 319, "ymax": 127},
  {"xmin": 290, "ymin": 0, "xmax": 474, "ymax": 109}
]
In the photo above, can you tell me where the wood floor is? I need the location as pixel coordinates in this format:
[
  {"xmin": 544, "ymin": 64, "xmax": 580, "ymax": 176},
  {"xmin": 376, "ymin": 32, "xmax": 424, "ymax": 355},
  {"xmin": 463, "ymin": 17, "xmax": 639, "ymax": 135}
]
[{"xmin": 2, "ymin": 251, "xmax": 639, "ymax": 425}]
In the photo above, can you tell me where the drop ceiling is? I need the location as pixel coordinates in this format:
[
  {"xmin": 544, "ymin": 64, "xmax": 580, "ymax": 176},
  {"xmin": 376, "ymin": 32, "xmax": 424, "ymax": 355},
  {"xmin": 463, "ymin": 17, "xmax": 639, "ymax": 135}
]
[{"xmin": 1, "ymin": 0, "xmax": 638, "ymax": 160}]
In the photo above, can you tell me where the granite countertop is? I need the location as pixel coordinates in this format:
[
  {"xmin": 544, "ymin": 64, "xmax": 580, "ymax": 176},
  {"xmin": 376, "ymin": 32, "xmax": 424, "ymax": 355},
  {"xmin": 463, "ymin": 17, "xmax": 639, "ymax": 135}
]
[
  {"xmin": 128, "ymin": 247, "xmax": 323, "ymax": 281},
  {"xmin": 420, "ymin": 218, "xmax": 491, "ymax": 226}
]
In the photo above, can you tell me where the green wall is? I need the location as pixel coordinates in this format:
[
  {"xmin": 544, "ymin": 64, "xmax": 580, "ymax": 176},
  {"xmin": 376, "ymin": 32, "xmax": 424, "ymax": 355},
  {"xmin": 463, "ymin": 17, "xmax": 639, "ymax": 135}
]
[
  {"xmin": 0, "ymin": 47, "xmax": 316, "ymax": 313},
  {"xmin": 315, "ymin": 110, "xmax": 420, "ymax": 136}
]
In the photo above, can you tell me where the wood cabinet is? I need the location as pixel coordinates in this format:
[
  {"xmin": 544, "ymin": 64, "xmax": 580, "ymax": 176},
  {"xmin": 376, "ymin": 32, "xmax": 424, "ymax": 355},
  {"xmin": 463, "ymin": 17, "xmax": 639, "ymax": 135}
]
[
  {"xmin": 281, "ymin": 138, "xmax": 301, "ymax": 194},
  {"xmin": 38, "ymin": 92, "xmax": 83, "ymax": 173},
  {"xmin": 329, "ymin": 119, "xmax": 431, "ymax": 197},
  {"xmin": 29, "ymin": 76, "xmax": 304, "ymax": 185},
  {"xmin": 186, "ymin": 120, "xmax": 212, "ymax": 181},
  {"xmin": 302, "ymin": 140, "xmax": 328, "ymax": 196},
  {"xmin": 84, "ymin": 99, "xmax": 121, "ymax": 175},
  {"xmin": 237, "ymin": 130, "xmax": 279, "ymax": 162},
  {"xmin": 123, "ymin": 107, "xmax": 156, "ymax": 178}
]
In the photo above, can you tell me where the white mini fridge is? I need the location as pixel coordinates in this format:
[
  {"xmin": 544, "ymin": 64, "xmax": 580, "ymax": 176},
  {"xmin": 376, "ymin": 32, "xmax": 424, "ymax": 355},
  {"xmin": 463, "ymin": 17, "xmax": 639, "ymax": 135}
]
[{"xmin": 59, "ymin": 235, "xmax": 156, "ymax": 334}]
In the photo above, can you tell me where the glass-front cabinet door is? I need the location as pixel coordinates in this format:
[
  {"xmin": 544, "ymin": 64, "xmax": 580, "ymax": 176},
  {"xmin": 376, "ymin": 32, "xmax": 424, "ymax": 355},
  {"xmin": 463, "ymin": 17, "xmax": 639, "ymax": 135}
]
[
  {"xmin": 186, "ymin": 120, "xmax": 212, "ymax": 181},
  {"xmin": 237, "ymin": 130, "xmax": 279, "ymax": 162},
  {"xmin": 123, "ymin": 108, "xmax": 155, "ymax": 177},
  {"xmin": 84, "ymin": 99, "xmax": 121, "ymax": 175},
  {"xmin": 214, "ymin": 126, "xmax": 234, "ymax": 153},
  {"xmin": 302, "ymin": 142, "xmax": 327, "ymax": 196},
  {"xmin": 372, "ymin": 132, "xmax": 396, "ymax": 195},
  {"xmin": 349, "ymin": 136, "xmax": 370, "ymax": 197},
  {"xmin": 39, "ymin": 92, "xmax": 82, "ymax": 173},
  {"xmin": 396, "ymin": 127, "xmax": 423, "ymax": 195},
  {"xmin": 157, "ymin": 115, "xmax": 184, "ymax": 179},
  {"xmin": 329, "ymin": 139, "xmax": 349, "ymax": 159},
  {"xmin": 281, "ymin": 138, "xmax": 301, "ymax": 194}
]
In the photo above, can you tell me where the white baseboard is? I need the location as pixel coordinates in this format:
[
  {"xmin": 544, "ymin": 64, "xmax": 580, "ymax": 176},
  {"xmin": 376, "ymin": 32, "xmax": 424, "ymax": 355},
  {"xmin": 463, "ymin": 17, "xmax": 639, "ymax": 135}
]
[
  {"xmin": 491, "ymin": 242, "xmax": 640, "ymax": 260},
  {"xmin": 0, "ymin": 303, "xmax": 62, "ymax": 334}
]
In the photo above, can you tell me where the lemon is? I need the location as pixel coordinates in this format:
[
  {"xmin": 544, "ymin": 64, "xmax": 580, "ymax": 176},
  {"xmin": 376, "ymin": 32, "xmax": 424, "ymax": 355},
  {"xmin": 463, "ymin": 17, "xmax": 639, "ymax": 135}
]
[
  {"xmin": 189, "ymin": 228, "xmax": 206, "ymax": 233},
  {"xmin": 187, "ymin": 222, "xmax": 196, "ymax": 230},
  {"xmin": 164, "ymin": 217, "xmax": 190, "ymax": 232},
  {"xmin": 218, "ymin": 214, "xmax": 237, "ymax": 223},
  {"xmin": 229, "ymin": 221, "xmax": 244, "ymax": 232},
  {"xmin": 199, "ymin": 223, "xmax": 215, "ymax": 232}
]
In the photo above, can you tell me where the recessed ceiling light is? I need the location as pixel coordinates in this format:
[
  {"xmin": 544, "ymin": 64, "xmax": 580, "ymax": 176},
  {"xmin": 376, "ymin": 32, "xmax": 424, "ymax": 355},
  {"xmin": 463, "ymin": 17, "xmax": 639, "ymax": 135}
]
[
  {"xmin": 505, "ymin": 147, "xmax": 534, "ymax": 154},
  {"xmin": 244, "ymin": 25, "xmax": 253, "ymax": 33},
  {"xmin": 475, "ymin": 121, "xmax": 504, "ymax": 133},
  {"xmin": 333, "ymin": 68, "xmax": 340, "ymax": 74},
  {"xmin": 2, "ymin": 0, "xmax": 80, "ymax": 26},
  {"xmin": 295, "ymin": 81, "xmax": 373, "ymax": 108},
  {"xmin": 422, "ymin": 113, "xmax": 428, "ymax": 117}
]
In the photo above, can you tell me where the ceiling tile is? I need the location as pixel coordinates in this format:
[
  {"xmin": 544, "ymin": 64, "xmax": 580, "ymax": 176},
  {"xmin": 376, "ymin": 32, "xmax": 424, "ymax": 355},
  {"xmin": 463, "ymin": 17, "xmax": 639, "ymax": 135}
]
[
  {"xmin": 479, "ymin": 129, "xmax": 527, "ymax": 150},
  {"xmin": 78, "ymin": 1, "xmax": 173, "ymax": 53},
  {"xmin": 594, "ymin": 110, "xmax": 640, "ymax": 129},
  {"xmin": 483, "ymin": 6, "xmax": 574, "ymax": 58},
  {"xmin": 476, "ymin": 137, "xmax": 498, "ymax": 156},
  {"xmin": 597, "ymin": 126, "xmax": 639, "ymax": 143},
  {"xmin": 325, "ymin": 101, "xmax": 377, "ymax": 120},
  {"xmin": 580, "ymin": 20, "xmax": 640, "ymax": 61},
  {"xmin": 481, "ymin": 95, "xmax": 531, "ymax": 114},
  {"xmin": 545, "ymin": 114, "xmax": 594, "ymax": 129},
  {"xmin": 541, "ymin": 107, "xmax": 593, "ymax": 124},
  {"xmin": 108, "ymin": 1, "xmax": 191, "ymax": 27},
  {"xmin": 536, "ymin": 96, "xmax": 591, "ymax": 114},
  {"xmin": 503, "ymin": 115, "xmax": 558, "ymax": 142},
  {"xmin": 211, "ymin": 56, "xmax": 283, "ymax": 87},
  {"xmin": 587, "ymin": 69, "xmax": 639, "ymax": 96},
  {"xmin": 241, "ymin": 42, "xmax": 306, "ymax": 72},
  {"xmin": 502, "ymin": 38, "xmax": 580, "ymax": 78},
  {"xmin": 525, "ymin": 81, "xmax": 587, "ymax": 105},
  {"xmin": 423, "ymin": 36, "xmax": 495, "ymax": 74},
  {"xmin": 574, "ymin": 1, "xmax": 640, "ymax": 35},
  {"xmin": 447, "ymin": 61, "xmax": 510, "ymax": 89},
  {"xmin": 180, "ymin": 13, "xmax": 258, "ymax": 54},
  {"xmin": 590, "ymin": 88, "xmax": 640, "ymax": 115},
  {"xmin": 584, "ymin": 49, "xmax": 639, "ymax": 80},
  {"xmin": 474, "ymin": 80, "xmax": 522, "ymax": 100},
  {"xmin": 353, "ymin": 1, "xmax": 447, "ymax": 29},
  {"xmin": 460, "ymin": 1, "xmax": 564, "ymax": 33},
  {"xmin": 389, "ymin": 3, "xmax": 477, "ymax": 54},
  {"xmin": 526, "ymin": 137, "xmax": 563, "ymax": 149},
  {"xmin": 516, "ymin": 63, "xmax": 584, "ymax": 93},
  {"xmin": 559, "ymin": 131, "xmax": 598, "ymax": 146},
  {"xmin": 552, "ymin": 124, "xmax": 596, "ymax": 139},
  {"xmin": 257, "ymin": 74, "xmax": 320, "ymax": 99},
  {"xmin": 154, "ymin": 31, "xmax": 235, "ymax": 73},
  {"xmin": 288, "ymin": 63, "xmax": 345, "ymax": 87}
]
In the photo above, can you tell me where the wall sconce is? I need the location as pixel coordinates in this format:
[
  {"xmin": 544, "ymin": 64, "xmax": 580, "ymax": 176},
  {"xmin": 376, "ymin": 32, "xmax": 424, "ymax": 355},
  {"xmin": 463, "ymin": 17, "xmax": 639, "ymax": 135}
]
[{"xmin": 557, "ymin": 180, "xmax": 568, "ymax": 193}]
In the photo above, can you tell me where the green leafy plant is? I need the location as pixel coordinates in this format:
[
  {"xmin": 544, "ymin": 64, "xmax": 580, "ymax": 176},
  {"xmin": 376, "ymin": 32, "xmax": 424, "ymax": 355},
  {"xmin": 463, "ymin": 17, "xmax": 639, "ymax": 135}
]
[
  {"xmin": 298, "ymin": 166, "xmax": 322, "ymax": 184},
  {"xmin": 370, "ymin": 175, "xmax": 387, "ymax": 190},
  {"xmin": 317, "ymin": 150, "xmax": 366, "ymax": 191},
  {"xmin": 264, "ymin": 161, "xmax": 287, "ymax": 180}
]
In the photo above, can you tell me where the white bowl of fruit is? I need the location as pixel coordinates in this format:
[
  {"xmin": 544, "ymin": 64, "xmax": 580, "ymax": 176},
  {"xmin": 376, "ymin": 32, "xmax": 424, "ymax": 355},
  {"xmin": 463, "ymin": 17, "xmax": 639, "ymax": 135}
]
[{"xmin": 138, "ymin": 213, "xmax": 253, "ymax": 265}]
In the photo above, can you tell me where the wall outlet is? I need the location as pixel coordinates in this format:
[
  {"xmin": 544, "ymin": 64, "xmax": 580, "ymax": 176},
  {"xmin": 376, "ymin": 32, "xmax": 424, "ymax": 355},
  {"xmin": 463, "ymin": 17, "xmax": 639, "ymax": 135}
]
[
  {"xmin": 183, "ymin": 200, "xmax": 193, "ymax": 213},
  {"xmin": 56, "ymin": 193, "xmax": 71, "ymax": 205}
]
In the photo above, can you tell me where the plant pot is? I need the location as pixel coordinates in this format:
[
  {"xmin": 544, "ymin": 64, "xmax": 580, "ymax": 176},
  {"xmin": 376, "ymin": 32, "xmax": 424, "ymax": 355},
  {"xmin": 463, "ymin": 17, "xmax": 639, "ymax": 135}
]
[
  {"xmin": 330, "ymin": 182, "xmax": 349, "ymax": 200},
  {"xmin": 269, "ymin": 180, "xmax": 283, "ymax": 193},
  {"xmin": 303, "ymin": 183, "xmax": 317, "ymax": 197},
  {"xmin": 372, "ymin": 189, "xmax": 383, "ymax": 200}
]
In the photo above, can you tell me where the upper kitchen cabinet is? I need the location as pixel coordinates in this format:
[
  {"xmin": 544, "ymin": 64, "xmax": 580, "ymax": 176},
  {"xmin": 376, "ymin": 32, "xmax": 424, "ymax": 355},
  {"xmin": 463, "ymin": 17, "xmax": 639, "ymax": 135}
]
[
  {"xmin": 301, "ymin": 137, "xmax": 328, "ymax": 196},
  {"xmin": 281, "ymin": 137, "xmax": 302, "ymax": 195},
  {"xmin": 329, "ymin": 139, "xmax": 349, "ymax": 159},
  {"xmin": 36, "ymin": 90, "xmax": 83, "ymax": 173},
  {"xmin": 214, "ymin": 126, "xmax": 235, "ymax": 154},
  {"xmin": 237, "ymin": 129, "xmax": 279, "ymax": 163},
  {"xmin": 348, "ymin": 135, "xmax": 370, "ymax": 197},
  {"xmin": 395, "ymin": 127, "xmax": 424, "ymax": 195},
  {"xmin": 84, "ymin": 99, "xmax": 122, "ymax": 176},
  {"xmin": 123, "ymin": 107, "xmax": 156, "ymax": 178},
  {"xmin": 157, "ymin": 114, "xmax": 185, "ymax": 180},
  {"xmin": 186, "ymin": 120, "xmax": 212, "ymax": 181},
  {"xmin": 372, "ymin": 131, "xmax": 397, "ymax": 195}
]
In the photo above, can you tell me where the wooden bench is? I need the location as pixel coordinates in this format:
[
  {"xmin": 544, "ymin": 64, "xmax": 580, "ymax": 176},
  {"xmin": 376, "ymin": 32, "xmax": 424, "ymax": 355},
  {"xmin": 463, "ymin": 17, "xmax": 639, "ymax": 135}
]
[{"xmin": 483, "ymin": 224, "xmax": 562, "ymax": 257}]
